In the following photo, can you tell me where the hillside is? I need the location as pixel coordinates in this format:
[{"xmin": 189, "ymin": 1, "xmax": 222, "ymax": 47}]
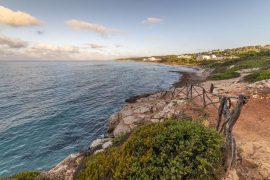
[{"xmin": 119, "ymin": 44, "xmax": 270, "ymax": 83}]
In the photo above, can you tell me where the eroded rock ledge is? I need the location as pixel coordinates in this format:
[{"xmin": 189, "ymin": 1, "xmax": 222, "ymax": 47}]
[
  {"xmin": 36, "ymin": 69, "xmax": 205, "ymax": 180},
  {"xmin": 37, "ymin": 68, "xmax": 270, "ymax": 180}
]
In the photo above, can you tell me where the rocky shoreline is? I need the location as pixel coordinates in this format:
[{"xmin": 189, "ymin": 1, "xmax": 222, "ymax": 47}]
[
  {"xmin": 37, "ymin": 66, "xmax": 205, "ymax": 180},
  {"xmin": 37, "ymin": 66, "xmax": 270, "ymax": 180}
]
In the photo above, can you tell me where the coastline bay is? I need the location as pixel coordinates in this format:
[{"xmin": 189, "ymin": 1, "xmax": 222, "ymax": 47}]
[{"xmin": 0, "ymin": 60, "xmax": 195, "ymax": 177}]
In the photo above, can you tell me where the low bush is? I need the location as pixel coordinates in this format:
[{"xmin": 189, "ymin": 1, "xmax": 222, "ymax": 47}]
[
  {"xmin": 112, "ymin": 132, "xmax": 130, "ymax": 146},
  {"xmin": 77, "ymin": 120, "xmax": 224, "ymax": 180},
  {"xmin": 208, "ymin": 71, "xmax": 240, "ymax": 80},
  {"xmin": 243, "ymin": 69, "xmax": 270, "ymax": 82},
  {"xmin": 1, "ymin": 171, "xmax": 40, "ymax": 180}
]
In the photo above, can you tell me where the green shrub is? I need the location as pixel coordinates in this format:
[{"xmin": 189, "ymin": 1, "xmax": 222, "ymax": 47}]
[
  {"xmin": 1, "ymin": 171, "xmax": 40, "ymax": 180},
  {"xmin": 243, "ymin": 69, "xmax": 270, "ymax": 82},
  {"xmin": 77, "ymin": 120, "xmax": 224, "ymax": 180},
  {"xmin": 209, "ymin": 71, "xmax": 240, "ymax": 80},
  {"xmin": 112, "ymin": 132, "xmax": 130, "ymax": 146}
]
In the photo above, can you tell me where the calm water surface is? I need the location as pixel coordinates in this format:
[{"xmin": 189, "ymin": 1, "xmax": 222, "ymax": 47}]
[{"xmin": 0, "ymin": 61, "xmax": 195, "ymax": 177}]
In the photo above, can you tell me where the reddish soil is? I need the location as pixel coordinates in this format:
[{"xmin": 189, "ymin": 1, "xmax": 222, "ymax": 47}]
[{"xmin": 234, "ymin": 93, "xmax": 270, "ymax": 141}]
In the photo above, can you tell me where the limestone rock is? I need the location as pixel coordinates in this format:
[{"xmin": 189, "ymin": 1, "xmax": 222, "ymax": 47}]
[
  {"xmin": 113, "ymin": 122, "xmax": 131, "ymax": 137},
  {"xmin": 123, "ymin": 115, "xmax": 142, "ymax": 125},
  {"xmin": 102, "ymin": 140, "xmax": 112, "ymax": 149},
  {"xmin": 94, "ymin": 149, "xmax": 104, "ymax": 155},
  {"xmin": 242, "ymin": 158, "xmax": 258, "ymax": 169},
  {"xmin": 225, "ymin": 169, "xmax": 239, "ymax": 180},
  {"xmin": 36, "ymin": 153, "xmax": 83, "ymax": 180},
  {"xmin": 108, "ymin": 112, "xmax": 121, "ymax": 133},
  {"xmin": 133, "ymin": 105, "xmax": 152, "ymax": 114},
  {"xmin": 90, "ymin": 138, "xmax": 111, "ymax": 149}
]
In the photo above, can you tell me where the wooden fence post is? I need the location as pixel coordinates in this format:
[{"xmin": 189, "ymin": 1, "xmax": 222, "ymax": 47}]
[
  {"xmin": 221, "ymin": 94, "xmax": 247, "ymax": 172},
  {"xmin": 186, "ymin": 86, "xmax": 189, "ymax": 99},
  {"xmin": 216, "ymin": 96, "xmax": 226, "ymax": 131},
  {"xmin": 202, "ymin": 89, "xmax": 206, "ymax": 107},
  {"xmin": 190, "ymin": 85, "xmax": 193, "ymax": 99},
  {"xmin": 210, "ymin": 83, "xmax": 214, "ymax": 93}
]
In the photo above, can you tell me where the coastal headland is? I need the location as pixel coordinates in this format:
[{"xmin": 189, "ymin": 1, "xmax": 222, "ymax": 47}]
[{"xmin": 5, "ymin": 45, "xmax": 270, "ymax": 180}]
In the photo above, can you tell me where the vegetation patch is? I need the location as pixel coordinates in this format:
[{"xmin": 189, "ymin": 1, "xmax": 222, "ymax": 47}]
[
  {"xmin": 243, "ymin": 69, "xmax": 270, "ymax": 83},
  {"xmin": 208, "ymin": 71, "xmax": 240, "ymax": 80},
  {"xmin": 0, "ymin": 171, "xmax": 40, "ymax": 180},
  {"xmin": 112, "ymin": 132, "xmax": 130, "ymax": 147},
  {"xmin": 77, "ymin": 120, "xmax": 224, "ymax": 180},
  {"xmin": 203, "ymin": 50, "xmax": 270, "ymax": 81}
]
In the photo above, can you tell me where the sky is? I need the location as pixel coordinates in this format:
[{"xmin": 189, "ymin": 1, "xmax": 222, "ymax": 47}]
[{"xmin": 0, "ymin": 0, "xmax": 270, "ymax": 60}]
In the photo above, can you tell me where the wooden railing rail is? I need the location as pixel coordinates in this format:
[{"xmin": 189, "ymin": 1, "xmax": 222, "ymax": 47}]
[{"xmin": 161, "ymin": 83, "xmax": 248, "ymax": 172}]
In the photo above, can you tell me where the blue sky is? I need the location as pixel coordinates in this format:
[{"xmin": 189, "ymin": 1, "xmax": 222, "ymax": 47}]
[{"xmin": 0, "ymin": 0, "xmax": 270, "ymax": 60}]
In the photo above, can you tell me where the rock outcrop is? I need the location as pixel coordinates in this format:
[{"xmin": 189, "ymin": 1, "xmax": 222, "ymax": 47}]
[
  {"xmin": 107, "ymin": 89, "xmax": 190, "ymax": 137},
  {"xmin": 37, "ymin": 68, "xmax": 270, "ymax": 180},
  {"xmin": 36, "ymin": 153, "xmax": 84, "ymax": 180}
]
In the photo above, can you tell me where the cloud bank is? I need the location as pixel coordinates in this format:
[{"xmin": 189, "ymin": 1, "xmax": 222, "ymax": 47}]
[
  {"xmin": 0, "ymin": 34, "xmax": 128, "ymax": 60},
  {"xmin": 0, "ymin": 6, "xmax": 40, "ymax": 27},
  {"xmin": 66, "ymin": 19, "xmax": 121, "ymax": 36},
  {"xmin": 0, "ymin": 35, "xmax": 28, "ymax": 48},
  {"xmin": 88, "ymin": 43, "xmax": 106, "ymax": 49},
  {"xmin": 142, "ymin": 17, "xmax": 163, "ymax": 25}
]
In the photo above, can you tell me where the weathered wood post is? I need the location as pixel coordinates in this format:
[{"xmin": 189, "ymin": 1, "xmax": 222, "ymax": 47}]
[
  {"xmin": 190, "ymin": 85, "xmax": 193, "ymax": 99},
  {"xmin": 202, "ymin": 89, "xmax": 206, "ymax": 107},
  {"xmin": 210, "ymin": 83, "xmax": 214, "ymax": 93},
  {"xmin": 216, "ymin": 96, "xmax": 226, "ymax": 131},
  {"xmin": 186, "ymin": 85, "xmax": 189, "ymax": 99},
  {"xmin": 218, "ymin": 94, "xmax": 247, "ymax": 172}
]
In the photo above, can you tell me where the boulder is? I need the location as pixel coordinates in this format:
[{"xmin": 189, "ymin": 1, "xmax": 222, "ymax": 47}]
[
  {"xmin": 36, "ymin": 153, "xmax": 83, "ymax": 180},
  {"xmin": 113, "ymin": 122, "xmax": 131, "ymax": 137},
  {"xmin": 108, "ymin": 112, "xmax": 121, "ymax": 133},
  {"xmin": 123, "ymin": 115, "xmax": 142, "ymax": 125},
  {"xmin": 133, "ymin": 105, "xmax": 152, "ymax": 114},
  {"xmin": 225, "ymin": 169, "xmax": 239, "ymax": 180},
  {"xmin": 242, "ymin": 158, "xmax": 258, "ymax": 169},
  {"xmin": 102, "ymin": 141, "xmax": 112, "ymax": 149},
  {"xmin": 94, "ymin": 149, "xmax": 104, "ymax": 155},
  {"xmin": 90, "ymin": 138, "xmax": 111, "ymax": 149}
]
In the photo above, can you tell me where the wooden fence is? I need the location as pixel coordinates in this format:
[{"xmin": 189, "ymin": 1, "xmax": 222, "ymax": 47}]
[{"xmin": 162, "ymin": 83, "xmax": 248, "ymax": 172}]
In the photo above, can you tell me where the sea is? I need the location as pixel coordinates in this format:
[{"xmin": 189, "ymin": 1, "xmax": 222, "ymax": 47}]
[{"xmin": 0, "ymin": 60, "xmax": 195, "ymax": 177}]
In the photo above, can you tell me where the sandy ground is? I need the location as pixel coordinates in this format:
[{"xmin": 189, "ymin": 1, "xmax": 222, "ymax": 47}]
[{"xmin": 201, "ymin": 75, "xmax": 270, "ymax": 180}]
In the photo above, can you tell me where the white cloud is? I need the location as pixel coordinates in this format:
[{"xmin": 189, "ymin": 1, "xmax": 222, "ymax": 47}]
[
  {"xmin": 115, "ymin": 44, "xmax": 127, "ymax": 48},
  {"xmin": 0, "ymin": 34, "xmax": 132, "ymax": 60},
  {"xmin": 66, "ymin": 19, "xmax": 122, "ymax": 36},
  {"xmin": 88, "ymin": 43, "xmax": 106, "ymax": 49},
  {"xmin": 18, "ymin": 43, "xmax": 97, "ymax": 60},
  {"xmin": 142, "ymin": 17, "xmax": 163, "ymax": 25},
  {"xmin": 0, "ymin": 6, "xmax": 40, "ymax": 27},
  {"xmin": 0, "ymin": 35, "xmax": 28, "ymax": 48},
  {"xmin": 30, "ymin": 43, "xmax": 79, "ymax": 53}
]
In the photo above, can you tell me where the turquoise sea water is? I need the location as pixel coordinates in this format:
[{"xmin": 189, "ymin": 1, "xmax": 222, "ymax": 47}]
[{"xmin": 0, "ymin": 61, "xmax": 194, "ymax": 177}]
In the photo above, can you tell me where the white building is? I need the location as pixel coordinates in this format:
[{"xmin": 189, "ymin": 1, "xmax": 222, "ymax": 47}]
[
  {"xmin": 197, "ymin": 55, "xmax": 211, "ymax": 60},
  {"xmin": 210, "ymin": 54, "xmax": 217, "ymax": 59},
  {"xmin": 197, "ymin": 54, "xmax": 217, "ymax": 60},
  {"xmin": 143, "ymin": 57, "xmax": 161, "ymax": 62}
]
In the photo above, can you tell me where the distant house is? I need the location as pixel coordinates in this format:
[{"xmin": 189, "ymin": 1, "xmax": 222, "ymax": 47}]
[
  {"xmin": 197, "ymin": 55, "xmax": 211, "ymax": 60},
  {"xmin": 177, "ymin": 55, "xmax": 192, "ymax": 59},
  {"xmin": 143, "ymin": 57, "xmax": 161, "ymax": 62},
  {"xmin": 216, "ymin": 57, "xmax": 225, "ymax": 60},
  {"xmin": 210, "ymin": 54, "xmax": 217, "ymax": 59},
  {"xmin": 196, "ymin": 54, "xmax": 217, "ymax": 60}
]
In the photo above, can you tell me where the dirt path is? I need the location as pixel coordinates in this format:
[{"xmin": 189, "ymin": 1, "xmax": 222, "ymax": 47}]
[
  {"xmin": 235, "ymin": 94, "xmax": 270, "ymax": 141},
  {"xmin": 202, "ymin": 77, "xmax": 270, "ymax": 180}
]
